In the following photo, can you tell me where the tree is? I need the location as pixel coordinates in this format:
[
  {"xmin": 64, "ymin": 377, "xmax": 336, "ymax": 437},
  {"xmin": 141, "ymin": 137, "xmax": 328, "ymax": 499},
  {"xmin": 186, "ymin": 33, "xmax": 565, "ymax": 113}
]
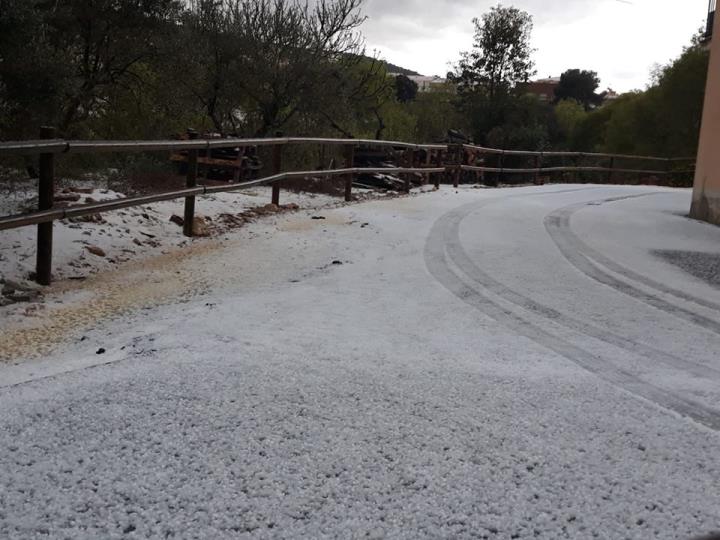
[
  {"xmin": 316, "ymin": 56, "xmax": 395, "ymax": 140},
  {"xmin": 585, "ymin": 37, "xmax": 709, "ymax": 156},
  {"xmin": 395, "ymin": 74, "xmax": 418, "ymax": 103},
  {"xmin": 484, "ymin": 94, "xmax": 551, "ymax": 150},
  {"xmin": 554, "ymin": 99, "xmax": 587, "ymax": 142},
  {"xmin": 554, "ymin": 69, "xmax": 603, "ymax": 110},
  {"xmin": 0, "ymin": 0, "xmax": 70, "ymax": 138},
  {"xmin": 448, "ymin": 5, "xmax": 535, "ymax": 99},
  {"xmin": 175, "ymin": 0, "xmax": 369, "ymax": 137},
  {"xmin": 0, "ymin": 0, "xmax": 182, "ymax": 138},
  {"xmin": 408, "ymin": 85, "xmax": 467, "ymax": 143},
  {"xmin": 649, "ymin": 42, "xmax": 708, "ymax": 156},
  {"xmin": 570, "ymin": 103, "xmax": 613, "ymax": 152},
  {"xmin": 232, "ymin": 0, "xmax": 369, "ymax": 136},
  {"xmin": 172, "ymin": 0, "xmax": 246, "ymax": 135}
]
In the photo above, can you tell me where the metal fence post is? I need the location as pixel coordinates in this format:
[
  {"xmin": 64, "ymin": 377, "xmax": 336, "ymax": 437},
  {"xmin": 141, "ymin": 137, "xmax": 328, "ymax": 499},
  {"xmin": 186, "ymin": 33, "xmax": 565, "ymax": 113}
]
[
  {"xmin": 183, "ymin": 130, "xmax": 199, "ymax": 237},
  {"xmin": 36, "ymin": 126, "xmax": 55, "ymax": 286},
  {"xmin": 271, "ymin": 142, "xmax": 283, "ymax": 206},
  {"xmin": 344, "ymin": 144, "xmax": 355, "ymax": 202}
]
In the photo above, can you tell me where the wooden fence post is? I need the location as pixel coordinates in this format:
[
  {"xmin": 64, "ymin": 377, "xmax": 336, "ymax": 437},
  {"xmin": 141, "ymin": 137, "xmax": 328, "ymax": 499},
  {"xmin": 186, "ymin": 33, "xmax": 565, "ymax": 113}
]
[
  {"xmin": 271, "ymin": 142, "xmax": 283, "ymax": 206},
  {"xmin": 344, "ymin": 144, "xmax": 355, "ymax": 202},
  {"xmin": 403, "ymin": 149, "xmax": 412, "ymax": 193},
  {"xmin": 453, "ymin": 144, "xmax": 462, "ymax": 188},
  {"xmin": 433, "ymin": 150, "xmax": 442, "ymax": 189},
  {"xmin": 498, "ymin": 150, "xmax": 505, "ymax": 185},
  {"xmin": 36, "ymin": 126, "xmax": 55, "ymax": 286},
  {"xmin": 183, "ymin": 130, "xmax": 199, "ymax": 238},
  {"xmin": 535, "ymin": 152, "xmax": 544, "ymax": 185},
  {"xmin": 607, "ymin": 156, "xmax": 615, "ymax": 184},
  {"xmin": 573, "ymin": 153, "xmax": 580, "ymax": 183},
  {"xmin": 423, "ymin": 150, "xmax": 432, "ymax": 186},
  {"xmin": 442, "ymin": 144, "xmax": 455, "ymax": 184}
]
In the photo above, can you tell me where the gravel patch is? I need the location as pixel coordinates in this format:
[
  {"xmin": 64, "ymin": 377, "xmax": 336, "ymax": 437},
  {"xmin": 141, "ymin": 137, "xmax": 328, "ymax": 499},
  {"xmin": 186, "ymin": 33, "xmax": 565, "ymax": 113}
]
[{"xmin": 653, "ymin": 250, "xmax": 720, "ymax": 287}]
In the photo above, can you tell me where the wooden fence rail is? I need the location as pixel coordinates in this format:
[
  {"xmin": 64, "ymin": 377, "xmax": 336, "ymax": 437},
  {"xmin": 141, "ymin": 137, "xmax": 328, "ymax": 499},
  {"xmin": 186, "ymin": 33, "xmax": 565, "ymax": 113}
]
[
  {"xmin": 461, "ymin": 143, "xmax": 695, "ymax": 162},
  {"xmin": 458, "ymin": 143, "xmax": 696, "ymax": 186},
  {"xmin": 0, "ymin": 137, "xmax": 446, "ymax": 156},
  {"xmin": 0, "ymin": 133, "xmax": 696, "ymax": 285}
]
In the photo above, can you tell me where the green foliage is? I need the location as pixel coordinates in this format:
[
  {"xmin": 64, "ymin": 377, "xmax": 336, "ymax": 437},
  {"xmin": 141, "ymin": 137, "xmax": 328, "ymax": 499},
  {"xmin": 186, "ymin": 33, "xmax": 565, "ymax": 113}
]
[
  {"xmin": 381, "ymin": 61, "xmax": 420, "ymax": 77},
  {"xmin": 572, "ymin": 42, "xmax": 709, "ymax": 156},
  {"xmin": 0, "ymin": 0, "xmax": 373, "ymax": 141},
  {"xmin": 326, "ymin": 57, "xmax": 395, "ymax": 140},
  {"xmin": 0, "ymin": 0, "xmax": 709, "ymax": 166},
  {"xmin": 0, "ymin": 0, "xmax": 73, "ymax": 138},
  {"xmin": 554, "ymin": 99, "xmax": 587, "ymax": 141},
  {"xmin": 570, "ymin": 104, "xmax": 614, "ymax": 152},
  {"xmin": 395, "ymin": 75, "xmax": 419, "ymax": 103},
  {"xmin": 484, "ymin": 94, "xmax": 551, "ymax": 150},
  {"xmin": 449, "ymin": 5, "xmax": 535, "ymax": 98},
  {"xmin": 650, "ymin": 44, "xmax": 708, "ymax": 156},
  {"xmin": 554, "ymin": 69, "xmax": 602, "ymax": 109},
  {"xmin": 85, "ymin": 63, "xmax": 208, "ymax": 140},
  {"xmin": 173, "ymin": 0, "xmax": 369, "ymax": 137},
  {"xmin": 0, "ymin": 0, "xmax": 182, "ymax": 137},
  {"xmin": 408, "ymin": 88, "xmax": 466, "ymax": 143},
  {"xmin": 446, "ymin": 7, "xmax": 706, "ymax": 158},
  {"xmin": 377, "ymin": 102, "xmax": 418, "ymax": 141}
]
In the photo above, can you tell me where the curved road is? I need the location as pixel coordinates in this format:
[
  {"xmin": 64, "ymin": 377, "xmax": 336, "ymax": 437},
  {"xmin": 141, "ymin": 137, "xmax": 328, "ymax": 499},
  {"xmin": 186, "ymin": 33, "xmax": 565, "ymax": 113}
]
[{"xmin": 1, "ymin": 185, "xmax": 719, "ymax": 539}]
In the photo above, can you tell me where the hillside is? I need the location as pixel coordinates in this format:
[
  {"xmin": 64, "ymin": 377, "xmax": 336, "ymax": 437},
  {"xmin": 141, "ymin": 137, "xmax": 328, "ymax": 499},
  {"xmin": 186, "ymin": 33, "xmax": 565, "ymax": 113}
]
[{"xmin": 382, "ymin": 61, "xmax": 422, "ymax": 76}]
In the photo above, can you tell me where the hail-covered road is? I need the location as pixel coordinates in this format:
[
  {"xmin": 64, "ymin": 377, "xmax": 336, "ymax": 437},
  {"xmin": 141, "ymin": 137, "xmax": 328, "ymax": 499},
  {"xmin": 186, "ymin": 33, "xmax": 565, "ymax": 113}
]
[{"xmin": 1, "ymin": 185, "xmax": 719, "ymax": 539}]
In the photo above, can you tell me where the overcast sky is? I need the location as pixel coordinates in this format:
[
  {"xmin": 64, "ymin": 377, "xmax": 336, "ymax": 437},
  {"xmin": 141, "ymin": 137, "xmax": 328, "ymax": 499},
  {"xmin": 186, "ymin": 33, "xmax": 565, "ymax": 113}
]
[{"xmin": 360, "ymin": 0, "xmax": 709, "ymax": 92}]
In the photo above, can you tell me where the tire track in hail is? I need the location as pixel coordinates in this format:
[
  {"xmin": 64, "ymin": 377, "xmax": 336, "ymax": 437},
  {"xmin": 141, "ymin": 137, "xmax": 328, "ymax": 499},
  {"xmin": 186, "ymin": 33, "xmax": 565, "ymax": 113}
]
[
  {"xmin": 440, "ymin": 196, "xmax": 720, "ymax": 380},
  {"xmin": 424, "ymin": 196, "xmax": 720, "ymax": 431},
  {"xmin": 545, "ymin": 195, "xmax": 720, "ymax": 335}
]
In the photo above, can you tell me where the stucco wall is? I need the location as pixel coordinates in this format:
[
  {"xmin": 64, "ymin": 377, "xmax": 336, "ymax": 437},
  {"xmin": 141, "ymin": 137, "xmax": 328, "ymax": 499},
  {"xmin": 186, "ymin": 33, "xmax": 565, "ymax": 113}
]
[{"xmin": 690, "ymin": 11, "xmax": 720, "ymax": 225}]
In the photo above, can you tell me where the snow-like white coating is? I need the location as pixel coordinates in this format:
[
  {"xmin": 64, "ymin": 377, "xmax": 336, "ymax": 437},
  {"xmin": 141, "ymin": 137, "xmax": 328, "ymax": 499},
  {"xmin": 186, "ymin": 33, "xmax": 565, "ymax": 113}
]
[{"xmin": 1, "ymin": 185, "xmax": 719, "ymax": 539}]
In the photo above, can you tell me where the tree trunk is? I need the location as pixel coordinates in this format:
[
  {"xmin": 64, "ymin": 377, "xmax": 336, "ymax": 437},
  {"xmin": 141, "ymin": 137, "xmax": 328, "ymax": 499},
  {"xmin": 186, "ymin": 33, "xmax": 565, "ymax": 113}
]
[{"xmin": 373, "ymin": 109, "xmax": 385, "ymax": 140}]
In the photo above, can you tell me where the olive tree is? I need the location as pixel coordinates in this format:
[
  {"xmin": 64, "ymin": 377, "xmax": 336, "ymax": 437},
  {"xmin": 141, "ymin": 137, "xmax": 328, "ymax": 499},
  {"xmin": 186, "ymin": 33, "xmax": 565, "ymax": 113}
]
[{"xmin": 178, "ymin": 0, "xmax": 371, "ymax": 136}]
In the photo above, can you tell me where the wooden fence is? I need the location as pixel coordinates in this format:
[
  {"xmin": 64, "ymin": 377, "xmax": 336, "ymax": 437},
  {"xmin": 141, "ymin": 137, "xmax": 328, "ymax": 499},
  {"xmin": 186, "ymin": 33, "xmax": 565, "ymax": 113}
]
[
  {"xmin": 457, "ymin": 144, "xmax": 695, "ymax": 186},
  {"xmin": 0, "ymin": 131, "xmax": 696, "ymax": 285}
]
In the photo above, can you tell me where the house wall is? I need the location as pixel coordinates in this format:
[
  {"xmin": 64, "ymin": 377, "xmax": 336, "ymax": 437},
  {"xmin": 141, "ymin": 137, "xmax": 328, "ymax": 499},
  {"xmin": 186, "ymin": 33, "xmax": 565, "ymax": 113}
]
[
  {"xmin": 690, "ymin": 10, "xmax": 720, "ymax": 225},
  {"xmin": 523, "ymin": 81, "xmax": 559, "ymax": 102}
]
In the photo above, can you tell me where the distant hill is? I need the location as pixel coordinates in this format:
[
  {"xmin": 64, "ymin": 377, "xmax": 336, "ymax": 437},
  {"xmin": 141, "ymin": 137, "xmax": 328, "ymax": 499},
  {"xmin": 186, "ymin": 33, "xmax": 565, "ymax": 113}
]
[
  {"xmin": 350, "ymin": 54, "xmax": 422, "ymax": 77},
  {"xmin": 382, "ymin": 61, "xmax": 422, "ymax": 77}
]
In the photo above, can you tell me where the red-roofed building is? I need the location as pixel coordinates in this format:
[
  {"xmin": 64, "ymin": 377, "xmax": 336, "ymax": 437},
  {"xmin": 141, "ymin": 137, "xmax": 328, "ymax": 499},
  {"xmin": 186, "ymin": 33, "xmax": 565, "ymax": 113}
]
[{"xmin": 522, "ymin": 77, "xmax": 560, "ymax": 103}]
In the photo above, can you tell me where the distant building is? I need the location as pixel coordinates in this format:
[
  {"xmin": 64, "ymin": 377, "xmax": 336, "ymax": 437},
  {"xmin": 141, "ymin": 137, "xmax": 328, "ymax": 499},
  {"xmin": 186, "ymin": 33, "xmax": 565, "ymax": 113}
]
[
  {"xmin": 602, "ymin": 88, "xmax": 620, "ymax": 104},
  {"xmin": 691, "ymin": 0, "xmax": 720, "ymax": 224},
  {"xmin": 522, "ymin": 77, "xmax": 561, "ymax": 103},
  {"xmin": 389, "ymin": 73, "xmax": 448, "ymax": 93},
  {"xmin": 409, "ymin": 75, "xmax": 447, "ymax": 92}
]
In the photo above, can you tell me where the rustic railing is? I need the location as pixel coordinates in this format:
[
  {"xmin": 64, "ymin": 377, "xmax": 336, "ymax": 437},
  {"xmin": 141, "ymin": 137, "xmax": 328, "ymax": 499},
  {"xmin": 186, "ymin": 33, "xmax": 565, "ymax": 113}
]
[
  {"xmin": 0, "ymin": 132, "xmax": 696, "ymax": 286},
  {"xmin": 0, "ymin": 132, "xmax": 447, "ymax": 285},
  {"xmin": 455, "ymin": 144, "xmax": 695, "ymax": 187}
]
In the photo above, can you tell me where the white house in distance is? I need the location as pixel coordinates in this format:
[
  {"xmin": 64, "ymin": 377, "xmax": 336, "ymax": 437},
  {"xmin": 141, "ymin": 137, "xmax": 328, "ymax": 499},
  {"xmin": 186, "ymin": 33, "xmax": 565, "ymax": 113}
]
[
  {"xmin": 408, "ymin": 75, "xmax": 447, "ymax": 92},
  {"xmin": 389, "ymin": 73, "xmax": 448, "ymax": 92}
]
